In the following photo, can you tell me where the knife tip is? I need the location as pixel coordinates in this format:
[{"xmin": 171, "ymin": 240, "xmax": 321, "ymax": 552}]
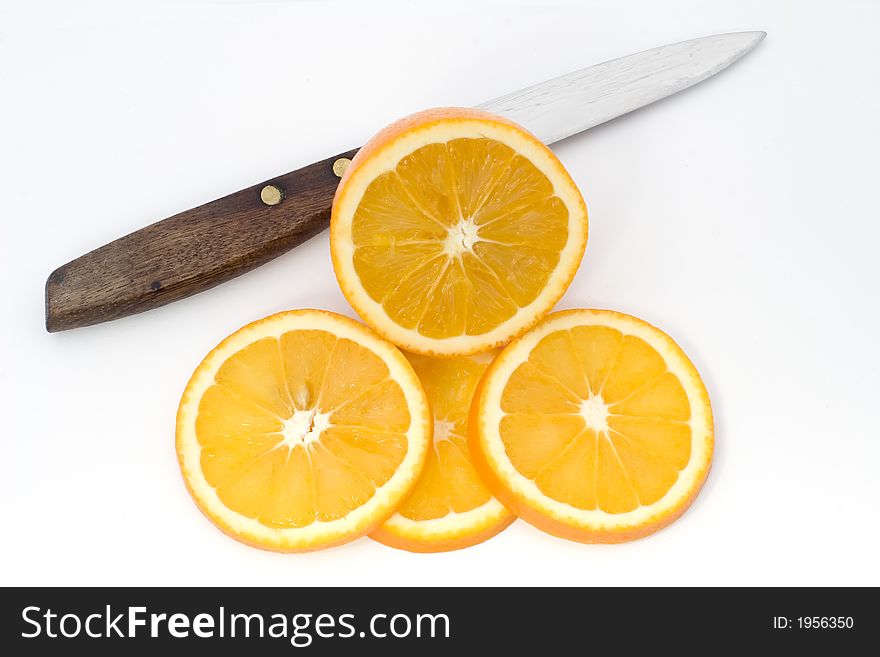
[
  {"xmin": 743, "ymin": 30, "xmax": 767, "ymax": 45},
  {"xmin": 723, "ymin": 30, "xmax": 767, "ymax": 58}
]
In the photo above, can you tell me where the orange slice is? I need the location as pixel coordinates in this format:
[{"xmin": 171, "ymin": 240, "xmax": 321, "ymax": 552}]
[
  {"xmin": 371, "ymin": 351, "xmax": 514, "ymax": 552},
  {"xmin": 469, "ymin": 309, "xmax": 713, "ymax": 543},
  {"xmin": 330, "ymin": 107, "xmax": 588, "ymax": 357},
  {"xmin": 176, "ymin": 309, "xmax": 431, "ymax": 552}
]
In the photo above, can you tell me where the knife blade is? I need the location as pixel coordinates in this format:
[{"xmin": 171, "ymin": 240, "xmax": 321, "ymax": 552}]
[{"xmin": 45, "ymin": 31, "xmax": 765, "ymax": 332}]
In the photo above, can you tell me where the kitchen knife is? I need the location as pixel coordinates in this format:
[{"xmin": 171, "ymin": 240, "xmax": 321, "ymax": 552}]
[{"xmin": 45, "ymin": 31, "xmax": 765, "ymax": 332}]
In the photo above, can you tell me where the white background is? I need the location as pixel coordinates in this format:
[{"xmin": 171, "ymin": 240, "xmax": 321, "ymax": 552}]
[{"xmin": 2, "ymin": 0, "xmax": 878, "ymax": 587}]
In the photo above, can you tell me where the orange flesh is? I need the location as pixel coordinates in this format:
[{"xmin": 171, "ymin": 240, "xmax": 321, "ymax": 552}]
[
  {"xmin": 351, "ymin": 138, "xmax": 568, "ymax": 338},
  {"xmin": 395, "ymin": 353, "xmax": 495, "ymax": 520},
  {"xmin": 195, "ymin": 331, "xmax": 410, "ymax": 528},
  {"xmin": 498, "ymin": 326, "xmax": 692, "ymax": 513}
]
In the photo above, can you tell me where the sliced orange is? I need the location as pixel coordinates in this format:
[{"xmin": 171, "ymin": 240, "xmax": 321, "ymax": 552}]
[
  {"xmin": 330, "ymin": 107, "xmax": 588, "ymax": 357},
  {"xmin": 469, "ymin": 309, "xmax": 713, "ymax": 543},
  {"xmin": 176, "ymin": 309, "xmax": 431, "ymax": 552},
  {"xmin": 371, "ymin": 351, "xmax": 514, "ymax": 552}
]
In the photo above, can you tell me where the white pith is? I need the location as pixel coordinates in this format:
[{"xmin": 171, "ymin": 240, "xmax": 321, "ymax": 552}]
[
  {"xmin": 441, "ymin": 216, "xmax": 480, "ymax": 257},
  {"xmin": 176, "ymin": 310, "xmax": 431, "ymax": 551},
  {"xmin": 477, "ymin": 309, "xmax": 713, "ymax": 532},
  {"xmin": 580, "ymin": 394, "xmax": 610, "ymax": 433},
  {"xmin": 380, "ymin": 497, "xmax": 510, "ymax": 541},
  {"xmin": 332, "ymin": 118, "xmax": 588, "ymax": 356},
  {"xmin": 281, "ymin": 408, "xmax": 331, "ymax": 448},
  {"xmin": 432, "ymin": 418, "xmax": 455, "ymax": 444}
]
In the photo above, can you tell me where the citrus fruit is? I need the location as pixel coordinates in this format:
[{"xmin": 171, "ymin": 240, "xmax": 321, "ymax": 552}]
[
  {"xmin": 176, "ymin": 309, "xmax": 431, "ymax": 552},
  {"xmin": 371, "ymin": 351, "xmax": 514, "ymax": 552},
  {"xmin": 469, "ymin": 309, "xmax": 713, "ymax": 543},
  {"xmin": 330, "ymin": 107, "xmax": 588, "ymax": 357}
]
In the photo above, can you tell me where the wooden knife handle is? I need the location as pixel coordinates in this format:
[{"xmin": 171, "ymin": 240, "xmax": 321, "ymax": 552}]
[{"xmin": 45, "ymin": 148, "xmax": 359, "ymax": 332}]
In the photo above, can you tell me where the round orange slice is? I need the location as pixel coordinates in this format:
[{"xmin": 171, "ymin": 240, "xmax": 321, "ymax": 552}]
[
  {"xmin": 330, "ymin": 107, "xmax": 588, "ymax": 357},
  {"xmin": 469, "ymin": 309, "xmax": 713, "ymax": 543},
  {"xmin": 371, "ymin": 351, "xmax": 514, "ymax": 552},
  {"xmin": 176, "ymin": 309, "xmax": 431, "ymax": 552}
]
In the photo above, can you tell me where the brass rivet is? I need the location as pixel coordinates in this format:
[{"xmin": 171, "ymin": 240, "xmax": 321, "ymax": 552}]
[
  {"xmin": 332, "ymin": 158, "xmax": 351, "ymax": 178},
  {"xmin": 260, "ymin": 184, "xmax": 283, "ymax": 206}
]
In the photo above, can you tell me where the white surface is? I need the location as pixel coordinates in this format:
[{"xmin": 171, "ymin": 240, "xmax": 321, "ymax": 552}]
[{"xmin": 1, "ymin": 0, "xmax": 878, "ymax": 587}]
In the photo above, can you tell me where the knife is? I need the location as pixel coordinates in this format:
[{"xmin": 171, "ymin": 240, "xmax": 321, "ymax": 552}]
[{"xmin": 45, "ymin": 31, "xmax": 765, "ymax": 332}]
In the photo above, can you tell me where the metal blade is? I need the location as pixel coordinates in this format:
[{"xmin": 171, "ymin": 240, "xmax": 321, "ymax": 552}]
[{"xmin": 480, "ymin": 31, "xmax": 765, "ymax": 145}]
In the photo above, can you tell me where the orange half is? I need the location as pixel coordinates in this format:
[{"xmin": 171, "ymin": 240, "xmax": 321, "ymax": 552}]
[
  {"xmin": 330, "ymin": 107, "xmax": 588, "ymax": 356},
  {"xmin": 176, "ymin": 309, "xmax": 431, "ymax": 552},
  {"xmin": 371, "ymin": 351, "xmax": 514, "ymax": 552},
  {"xmin": 470, "ymin": 309, "xmax": 713, "ymax": 543}
]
